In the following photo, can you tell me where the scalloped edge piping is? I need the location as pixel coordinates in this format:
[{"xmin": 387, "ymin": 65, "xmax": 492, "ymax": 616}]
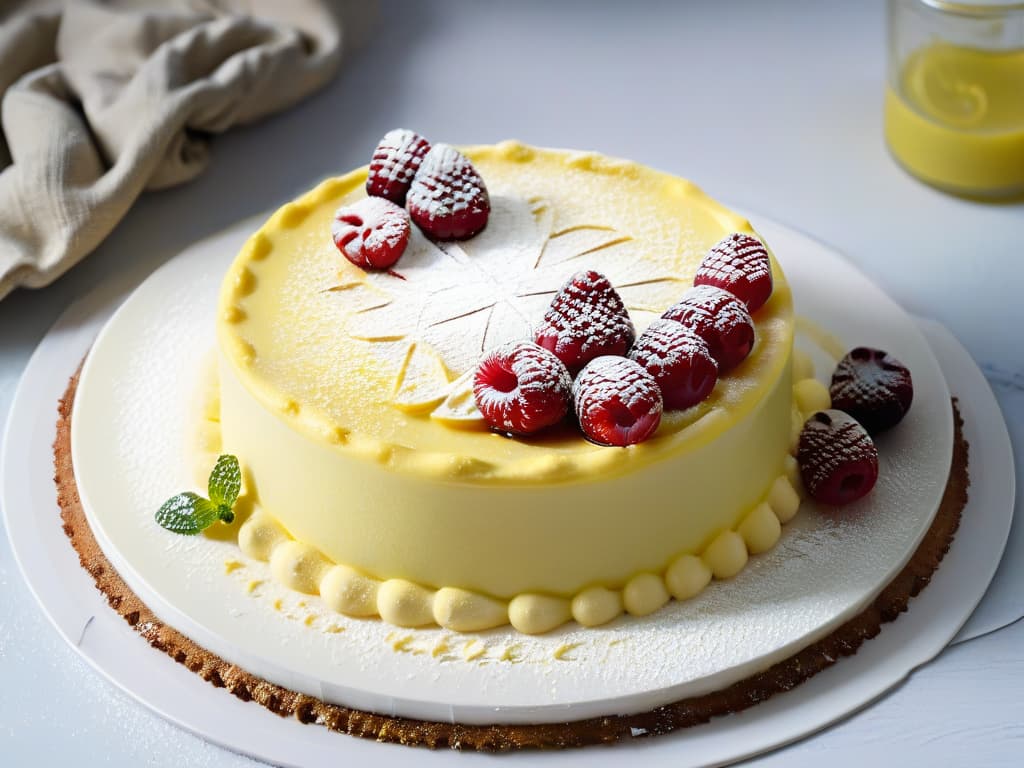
[{"xmin": 202, "ymin": 375, "xmax": 828, "ymax": 636}]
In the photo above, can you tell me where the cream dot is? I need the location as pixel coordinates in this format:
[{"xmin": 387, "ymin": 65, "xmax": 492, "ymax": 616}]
[
  {"xmin": 623, "ymin": 573, "xmax": 670, "ymax": 617},
  {"xmin": 792, "ymin": 349, "xmax": 815, "ymax": 381},
  {"xmin": 377, "ymin": 579, "xmax": 436, "ymax": 628},
  {"xmin": 233, "ymin": 267, "xmax": 256, "ymax": 297},
  {"xmin": 433, "ymin": 587, "xmax": 508, "ymax": 632},
  {"xmin": 269, "ymin": 541, "xmax": 329, "ymax": 594},
  {"xmin": 245, "ymin": 231, "xmax": 272, "ymax": 261},
  {"xmin": 508, "ymin": 594, "xmax": 571, "ymax": 635},
  {"xmin": 794, "ymin": 378, "xmax": 831, "ymax": 416},
  {"xmin": 739, "ymin": 502, "xmax": 782, "ymax": 554},
  {"xmin": 702, "ymin": 530, "xmax": 748, "ymax": 580},
  {"xmin": 321, "ymin": 425, "xmax": 350, "ymax": 445},
  {"xmin": 665, "ymin": 554, "xmax": 711, "ymax": 601},
  {"xmin": 497, "ymin": 140, "xmax": 534, "ymax": 162},
  {"xmin": 275, "ymin": 202, "xmax": 311, "ymax": 228},
  {"xmin": 221, "ymin": 305, "xmax": 246, "ymax": 324},
  {"xmin": 237, "ymin": 511, "xmax": 287, "ymax": 561},
  {"xmin": 227, "ymin": 336, "xmax": 256, "ymax": 366},
  {"xmin": 769, "ymin": 475, "xmax": 802, "ymax": 523},
  {"xmin": 320, "ymin": 564, "xmax": 379, "ymax": 617},
  {"xmin": 571, "ymin": 587, "xmax": 623, "ymax": 627},
  {"xmin": 567, "ymin": 152, "xmax": 597, "ymax": 171}
]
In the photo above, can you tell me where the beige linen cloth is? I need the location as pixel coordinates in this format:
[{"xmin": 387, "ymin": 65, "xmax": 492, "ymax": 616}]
[{"xmin": 0, "ymin": 0, "xmax": 364, "ymax": 302}]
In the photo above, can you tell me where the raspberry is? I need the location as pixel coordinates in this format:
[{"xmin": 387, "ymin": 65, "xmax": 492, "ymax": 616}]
[
  {"xmin": 472, "ymin": 342, "xmax": 572, "ymax": 435},
  {"xmin": 798, "ymin": 409, "xmax": 879, "ymax": 506},
  {"xmin": 573, "ymin": 356, "xmax": 663, "ymax": 447},
  {"xmin": 830, "ymin": 347, "xmax": 914, "ymax": 435},
  {"xmin": 661, "ymin": 285, "xmax": 754, "ymax": 371},
  {"xmin": 407, "ymin": 143, "xmax": 490, "ymax": 240},
  {"xmin": 628, "ymin": 319, "xmax": 718, "ymax": 410},
  {"xmin": 535, "ymin": 270, "xmax": 636, "ymax": 375},
  {"xmin": 694, "ymin": 233, "xmax": 774, "ymax": 312},
  {"xmin": 365, "ymin": 129, "xmax": 431, "ymax": 205},
  {"xmin": 332, "ymin": 197, "xmax": 411, "ymax": 270}
]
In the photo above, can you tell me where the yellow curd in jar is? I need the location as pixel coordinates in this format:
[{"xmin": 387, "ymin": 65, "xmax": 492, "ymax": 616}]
[{"xmin": 885, "ymin": 43, "xmax": 1024, "ymax": 197}]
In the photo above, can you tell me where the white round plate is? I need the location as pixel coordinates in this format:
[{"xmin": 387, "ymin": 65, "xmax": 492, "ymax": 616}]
[{"xmin": 2, "ymin": 214, "xmax": 1015, "ymax": 767}]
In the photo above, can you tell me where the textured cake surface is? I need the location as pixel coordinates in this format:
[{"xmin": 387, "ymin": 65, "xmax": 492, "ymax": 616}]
[{"xmin": 216, "ymin": 142, "xmax": 795, "ymax": 614}]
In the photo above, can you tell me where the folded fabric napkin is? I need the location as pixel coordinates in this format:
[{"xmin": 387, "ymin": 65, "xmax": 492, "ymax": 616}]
[{"xmin": 0, "ymin": 0, "xmax": 361, "ymax": 302}]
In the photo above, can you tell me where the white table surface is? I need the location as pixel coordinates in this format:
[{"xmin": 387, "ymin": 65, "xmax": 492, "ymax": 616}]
[{"xmin": 1, "ymin": 0, "xmax": 1022, "ymax": 765}]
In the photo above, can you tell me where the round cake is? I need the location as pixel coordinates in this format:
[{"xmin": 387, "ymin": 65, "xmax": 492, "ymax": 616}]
[
  {"xmin": 212, "ymin": 141, "xmax": 804, "ymax": 634},
  {"xmin": 58, "ymin": 136, "xmax": 962, "ymax": 744}
]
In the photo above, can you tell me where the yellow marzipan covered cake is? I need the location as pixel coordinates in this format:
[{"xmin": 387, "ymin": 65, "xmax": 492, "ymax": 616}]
[{"xmin": 212, "ymin": 141, "xmax": 807, "ymax": 634}]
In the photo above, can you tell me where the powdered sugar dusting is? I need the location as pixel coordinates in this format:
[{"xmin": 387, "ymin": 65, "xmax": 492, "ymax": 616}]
[
  {"xmin": 695, "ymin": 233, "xmax": 773, "ymax": 312},
  {"xmin": 662, "ymin": 285, "xmax": 755, "ymax": 370},
  {"xmin": 573, "ymin": 356, "xmax": 663, "ymax": 445},
  {"xmin": 830, "ymin": 347, "xmax": 914, "ymax": 435},
  {"xmin": 629, "ymin": 319, "xmax": 718, "ymax": 411},
  {"xmin": 630, "ymin": 319, "xmax": 711, "ymax": 377},
  {"xmin": 535, "ymin": 270, "xmax": 636, "ymax": 373},
  {"xmin": 797, "ymin": 409, "xmax": 880, "ymax": 502},
  {"xmin": 339, "ymin": 196, "xmax": 659, "ymax": 414},
  {"xmin": 331, "ymin": 197, "xmax": 411, "ymax": 269},
  {"xmin": 472, "ymin": 341, "xmax": 572, "ymax": 433},
  {"xmin": 366, "ymin": 128, "xmax": 431, "ymax": 204},
  {"xmin": 407, "ymin": 143, "xmax": 490, "ymax": 239}
]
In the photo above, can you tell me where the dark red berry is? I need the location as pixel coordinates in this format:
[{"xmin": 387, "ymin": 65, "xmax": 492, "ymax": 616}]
[
  {"xmin": 830, "ymin": 347, "xmax": 914, "ymax": 435},
  {"xmin": 661, "ymin": 285, "xmax": 754, "ymax": 371},
  {"xmin": 332, "ymin": 197, "xmax": 411, "ymax": 270},
  {"xmin": 366, "ymin": 129, "xmax": 431, "ymax": 205},
  {"xmin": 694, "ymin": 233, "xmax": 773, "ymax": 312},
  {"xmin": 628, "ymin": 319, "xmax": 718, "ymax": 410},
  {"xmin": 473, "ymin": 342, "xmax": 572, "ymax": 435},
  {"xmin": 573, "ymin": 356, "xmax": 663, "ymax": 446},
  {"xmin": 407, "ymin": 143, "xmax": 490, "ymax": 240},
  {"xmin": 535, "ymin": 270, "xmax": 636, "ymax": 375},
  {"xmin": 798, "ymin": 409, "xmax": 880, "ymax": 506}
]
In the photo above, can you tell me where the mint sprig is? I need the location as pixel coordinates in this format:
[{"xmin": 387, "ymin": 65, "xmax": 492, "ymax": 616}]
[
  {"xmin": 156, "ymin": 454, "xmax": 241, "ymax": 535},
  {"xmin": 207, "ymin": 454, "xmax": 241, "ymax": 523}
]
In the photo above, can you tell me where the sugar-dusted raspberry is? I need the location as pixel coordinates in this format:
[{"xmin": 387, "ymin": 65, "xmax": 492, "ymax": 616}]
[
  {"xmin": 694, "ymin": 233, "xmax": 773, "ymax": 312},
  {"xmin": 661, "ymin": 285, "xmax": 754, "ymax": 371},
  {"xmin": 573, "ymin": 356, "xmax": 663, "ymax": 447},
  {"xmin": 407, "ymin": 143, "xmax": 490, "ymax": 240},
  {"xmin": 366, "ymin": 129, "xmax": 431, "ymax": 205},
  {"xmin": 535, "ymin": 270, "xmax": 636, "ymax": 375},
  {"xmin": 473, "ymin": 342, "xmax": 572, "ymax": 435},
  {"xmin": 830, "ymin": 347, "xmax": 914, "ymax": 435},
  {"xmin": 798, "ymin": 409, "xmax": 879, "ymax": 506},
  {"xmin": 332, "ymin": 196, "xmax": 411, "ymax": 270},
  {"xmin": 628, "ymin": 319, "xmax": 718, "ymax": 410}
]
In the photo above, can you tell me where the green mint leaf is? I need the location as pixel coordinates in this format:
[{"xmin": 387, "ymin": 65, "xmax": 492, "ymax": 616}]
[
  {"xmin": 155, "ymin": 492, "xmax": 220, "ymax": 535},
  {"xmin": 217, "ymin": 503, "xmax": 235, "ymax": 524},
  {"xmin": 208, "ymin": 454, "xmax": 241, "ymax": 509}
]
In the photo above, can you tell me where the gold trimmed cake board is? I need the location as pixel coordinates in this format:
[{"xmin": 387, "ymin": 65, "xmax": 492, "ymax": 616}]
[{"xmin": 54, "ymin": 369, "xmax": 969, "ymax": 751}]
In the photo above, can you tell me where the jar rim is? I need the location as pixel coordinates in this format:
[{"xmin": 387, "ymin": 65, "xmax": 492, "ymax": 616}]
[{"xmin": 918, "ymin": 0, "xmax": 1024, "ymax": 15}]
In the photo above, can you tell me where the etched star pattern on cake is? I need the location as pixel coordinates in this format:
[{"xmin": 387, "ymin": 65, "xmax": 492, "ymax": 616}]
[{"xmin": 328, "ymin": 195, "xmax": 685, "ymax": 416}]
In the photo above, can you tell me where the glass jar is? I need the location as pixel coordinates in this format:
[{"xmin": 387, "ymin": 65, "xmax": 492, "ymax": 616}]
[{"xmin": 885, "ymin": 0, "xmax": 1024, "ymax": 198}]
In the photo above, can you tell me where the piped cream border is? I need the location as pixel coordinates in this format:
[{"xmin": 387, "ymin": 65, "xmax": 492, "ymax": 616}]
[{"xmin": 199, "ymin": 375, "xmax": 826, "ymax": 636}]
